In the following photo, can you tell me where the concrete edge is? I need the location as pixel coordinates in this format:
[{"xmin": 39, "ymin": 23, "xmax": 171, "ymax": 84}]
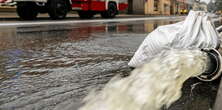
[{"xmin": 0, "ymin": 16, "xmax": 186, "ymax": 27}]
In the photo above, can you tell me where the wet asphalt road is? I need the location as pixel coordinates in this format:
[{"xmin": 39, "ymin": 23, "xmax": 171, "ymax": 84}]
[{"xmin": 0, "ymin": 18, "xmax": 221, "ymax": 110}]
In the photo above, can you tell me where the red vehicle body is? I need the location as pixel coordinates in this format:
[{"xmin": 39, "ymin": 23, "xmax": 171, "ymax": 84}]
[
  {"xmin": 11, "ymin": 0, "xmax": 128, "ymax": 20},
  {"xmin": 71, "ymin": 0, "xmax": 128, "ymax": 12},
  {"xmin": 0, "ymin": 0, "xmax": 7, "ymax": 3}
]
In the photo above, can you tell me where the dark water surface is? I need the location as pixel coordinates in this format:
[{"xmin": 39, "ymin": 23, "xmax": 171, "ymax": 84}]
[{"xmin": 0, "ymin": 18, "xmax": 221, "ymax": 110}]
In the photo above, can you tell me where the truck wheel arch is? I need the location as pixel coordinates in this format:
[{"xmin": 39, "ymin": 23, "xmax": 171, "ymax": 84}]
[
  {"xmin": 47, "ymin": 0, "xmax": 72, "ymax": 10},
  {"xmin": 101, "ymin": 2, "xmax": 118, "ymax": 18},
  {"xmin": 106, "ymin": 0, "xmax": 119, "ymax": 10}
]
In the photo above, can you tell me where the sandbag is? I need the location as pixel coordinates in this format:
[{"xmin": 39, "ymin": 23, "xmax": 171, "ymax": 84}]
[{"xmin": 128, "ymin": 11, "xmax": 220, "ymax": 67}]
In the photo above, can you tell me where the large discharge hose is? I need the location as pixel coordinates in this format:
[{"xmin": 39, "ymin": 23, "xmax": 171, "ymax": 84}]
[
  {"xmin": 199, "ymin": 27, "xmax": 222, "ymax": 81},
  {"xmin": 199, "ymin": 48, "xmax": 222, "ymax": 81}
]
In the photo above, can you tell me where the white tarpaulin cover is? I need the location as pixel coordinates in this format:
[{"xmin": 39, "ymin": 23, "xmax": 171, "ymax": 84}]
[{"xmin": 128, "ymin": 11, "xmax": 220, "ymax": 67}]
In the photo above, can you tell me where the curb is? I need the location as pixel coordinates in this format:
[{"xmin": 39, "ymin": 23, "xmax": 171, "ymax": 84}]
[
  {"xmin": 0, "ymin": 16, "xmax": 186, "ymax": 27},
  {"xmin": 0, "ymin": 6, "xmax": 16, "ymax": 12}
]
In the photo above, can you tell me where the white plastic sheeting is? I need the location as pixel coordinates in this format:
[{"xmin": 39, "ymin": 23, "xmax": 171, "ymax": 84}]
[{"xmin": 128, "ymin": 11, "xmax": 220, "ymax": 67}]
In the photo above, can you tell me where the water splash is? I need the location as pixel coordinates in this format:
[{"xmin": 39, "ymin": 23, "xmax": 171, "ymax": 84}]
[{"xmin": 79, "ymin": 49, "xmax": 209, "ymax": 110}]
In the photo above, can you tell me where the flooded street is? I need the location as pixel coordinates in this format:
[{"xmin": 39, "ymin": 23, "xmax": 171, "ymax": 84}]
[{"xmin": 0, "ymin": 18, "xmax": 221, "ymax": 110}]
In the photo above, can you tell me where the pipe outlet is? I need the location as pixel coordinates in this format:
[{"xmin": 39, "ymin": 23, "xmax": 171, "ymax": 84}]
[{"xmin": 198, "ymin": 48, "xmax": 222, "ymax": 81}]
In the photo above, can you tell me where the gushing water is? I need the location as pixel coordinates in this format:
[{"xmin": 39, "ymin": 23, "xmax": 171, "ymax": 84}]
[{"xmin": 79, "ymin": 49, "xmax": 210, "ymax": 110}]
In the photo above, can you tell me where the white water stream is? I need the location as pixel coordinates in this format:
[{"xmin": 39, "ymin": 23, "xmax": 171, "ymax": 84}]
[{"xmin": 79, "ymin": 49, "xmax": 210, "ymax": 110}]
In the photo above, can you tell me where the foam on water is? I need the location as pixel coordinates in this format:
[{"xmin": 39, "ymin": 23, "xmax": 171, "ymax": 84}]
[{"xmin": 79, "ymin": 49, "xmax": 209, "ymax": 110}]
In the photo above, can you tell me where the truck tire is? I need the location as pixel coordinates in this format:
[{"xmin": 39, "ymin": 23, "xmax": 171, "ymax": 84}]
[
  {"xmin": 48, "ymin": 0, "xmax": 68, "ymax": 19},
  {"xmin": 101, "ymin": 3, "xmax": 117, "ymax": 18},
  {"xmin": 17, "ymin": 2, "xmax": 38, "ymax": 20},
  {"xmin": 78, "ymin": 11, "xmax": 94, "ymax": 19}
]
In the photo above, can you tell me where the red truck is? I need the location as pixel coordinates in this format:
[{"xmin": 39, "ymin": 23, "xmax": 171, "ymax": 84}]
[
  {"xmin": 0, "ymin": 0, "xmax": 7, "ymax": 3},
  {"xmin": 11, "ymin": 0, "xmax": 128, "ymax": 20}
]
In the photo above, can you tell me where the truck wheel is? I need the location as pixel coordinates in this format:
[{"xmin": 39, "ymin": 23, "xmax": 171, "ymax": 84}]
[
  {"xmin": 48, "ymin": 0, "xmax": 68, "ymax": 19},
  {"xmin": 101, "ymin": 3, "xmax": 117, "ymax": 18},
  {"xmin": 17, "ymin": 2, "xmax": 38, "ymax": 20},
  {"xmin": 78, "ymin": 11, "xmax": 94, "ymax": 19}
]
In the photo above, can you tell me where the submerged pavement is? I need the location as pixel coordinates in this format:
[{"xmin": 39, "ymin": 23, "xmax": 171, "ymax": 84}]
[{"xmin": 0, "ymin": 17, "xmax": 221, "ymax": 110}]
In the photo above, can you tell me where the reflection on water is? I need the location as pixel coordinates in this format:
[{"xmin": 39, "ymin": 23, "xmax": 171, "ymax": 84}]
[
  {"xmin": 1, "ymin": 18, "xmax": 218, "ymax": 110},
  {"xmin": 0, "ymin": 20, "xmax": 177, "ymax": 81}
]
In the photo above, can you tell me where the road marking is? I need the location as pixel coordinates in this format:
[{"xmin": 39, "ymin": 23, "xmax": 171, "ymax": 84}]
[{"xmin": 0, "ymin": 16, "xmax": 185, "ymax": 27}]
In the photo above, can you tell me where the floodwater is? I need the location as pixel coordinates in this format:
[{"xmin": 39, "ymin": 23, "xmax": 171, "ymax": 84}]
[{"xmin": 0, "ymin": 18, "xmax": 221, "ymax": 110}]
